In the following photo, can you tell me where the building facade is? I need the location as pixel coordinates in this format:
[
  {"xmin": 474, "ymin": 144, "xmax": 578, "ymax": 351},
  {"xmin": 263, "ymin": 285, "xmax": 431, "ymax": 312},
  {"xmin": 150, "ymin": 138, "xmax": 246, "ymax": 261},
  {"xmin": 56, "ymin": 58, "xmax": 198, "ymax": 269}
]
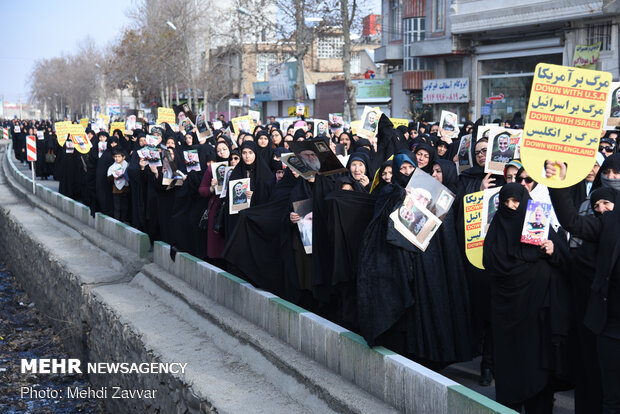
[
  {"xmin": 379, "ymin": 0, "xmax": 620, "ymax": 123},
  {"xmin": 210, "ymin": 25, "xmax": 383, "ymax": 121}
]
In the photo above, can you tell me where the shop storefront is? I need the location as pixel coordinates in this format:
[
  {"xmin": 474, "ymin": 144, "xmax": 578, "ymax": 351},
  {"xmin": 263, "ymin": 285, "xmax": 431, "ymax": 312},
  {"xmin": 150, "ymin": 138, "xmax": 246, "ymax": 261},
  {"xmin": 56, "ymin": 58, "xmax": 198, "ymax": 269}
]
[{"xmin": 475, "ymin": 39, "xmax": 564, "ymax": 122}]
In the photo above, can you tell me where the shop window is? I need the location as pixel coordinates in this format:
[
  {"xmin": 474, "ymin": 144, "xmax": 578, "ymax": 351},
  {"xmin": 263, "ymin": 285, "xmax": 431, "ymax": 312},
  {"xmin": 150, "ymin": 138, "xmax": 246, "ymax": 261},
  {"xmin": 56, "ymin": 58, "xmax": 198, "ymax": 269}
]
[
  {"xmin": 389, "ymin": 0, "xmax": 402, "ymax": 41},
  {"xmin": 479, "ymin": 54, "xmax": 563, "ymax": 122},
  {"xmin": 586, "ymin": 21, "xmax": 613, "ymax": 51}
]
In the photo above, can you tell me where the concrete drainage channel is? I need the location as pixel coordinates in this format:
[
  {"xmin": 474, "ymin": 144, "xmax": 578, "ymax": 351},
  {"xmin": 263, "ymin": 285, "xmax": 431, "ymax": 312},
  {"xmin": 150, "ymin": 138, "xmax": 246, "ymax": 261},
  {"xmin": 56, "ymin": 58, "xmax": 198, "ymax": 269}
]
[{"xmin": 0, "ymin": 142, "xmax": 515, "ymax": 414}]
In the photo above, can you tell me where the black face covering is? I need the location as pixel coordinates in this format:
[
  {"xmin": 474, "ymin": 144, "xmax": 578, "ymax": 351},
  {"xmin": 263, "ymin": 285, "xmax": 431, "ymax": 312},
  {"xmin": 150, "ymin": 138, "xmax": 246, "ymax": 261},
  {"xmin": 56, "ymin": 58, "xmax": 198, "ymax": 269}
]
[{"xmin": 598, "ymin": 153, "xmax": 620, "ymax": 191}]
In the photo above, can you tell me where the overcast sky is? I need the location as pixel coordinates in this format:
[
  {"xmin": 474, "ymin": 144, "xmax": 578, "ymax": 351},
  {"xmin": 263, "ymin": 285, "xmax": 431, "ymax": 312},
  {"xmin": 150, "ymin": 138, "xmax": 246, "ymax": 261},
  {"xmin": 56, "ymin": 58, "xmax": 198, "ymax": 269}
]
[{"xmin": 0, "ymin": 0, "xmax": 381, "ymax": 105}]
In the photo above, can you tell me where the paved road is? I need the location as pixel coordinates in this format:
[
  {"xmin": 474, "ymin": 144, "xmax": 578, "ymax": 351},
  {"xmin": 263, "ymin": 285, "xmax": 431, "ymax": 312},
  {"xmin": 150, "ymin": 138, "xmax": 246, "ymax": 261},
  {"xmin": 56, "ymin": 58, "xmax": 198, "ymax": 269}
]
[
  {"xmin": 11, "ymin": 152, "xmax": 576, "ymax": 413},
  {"xmin": 13, "ymin": 157, "xmax": 59, "ymax": 193}
]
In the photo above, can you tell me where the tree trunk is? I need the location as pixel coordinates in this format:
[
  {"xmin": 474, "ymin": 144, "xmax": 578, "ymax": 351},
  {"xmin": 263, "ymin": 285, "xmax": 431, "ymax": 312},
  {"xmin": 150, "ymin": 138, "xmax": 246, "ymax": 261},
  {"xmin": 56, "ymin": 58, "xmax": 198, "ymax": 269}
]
[
  {"xmin": 160, "ymin": 80, "xmax": 165, "ymax": 108},
  {"xmin": 175, "ymin": 83, "xmax": 180, "ymax": 105},
  {"xmin": 341, "ymin": 0, "xmax": 358, "ymax": 122}
]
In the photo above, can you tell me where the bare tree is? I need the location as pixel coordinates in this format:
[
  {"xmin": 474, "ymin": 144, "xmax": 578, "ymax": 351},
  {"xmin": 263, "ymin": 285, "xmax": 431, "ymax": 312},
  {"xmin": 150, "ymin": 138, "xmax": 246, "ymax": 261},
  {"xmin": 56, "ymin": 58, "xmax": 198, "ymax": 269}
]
[
  {"xmin": 29, "ymin": 37, "xmax": 102, "ymax": 120},
  {"xmin": 275, "ymin": 0, "xmax": 331, "ymax": 104}
]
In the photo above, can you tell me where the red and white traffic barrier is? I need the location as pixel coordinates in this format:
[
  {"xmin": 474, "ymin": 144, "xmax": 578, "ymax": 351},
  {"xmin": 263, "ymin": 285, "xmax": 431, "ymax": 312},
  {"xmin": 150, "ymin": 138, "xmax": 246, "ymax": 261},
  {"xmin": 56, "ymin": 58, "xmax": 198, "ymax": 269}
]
[{"xmin": 26, "ymin": 135, "xmax": 37, "ymax": 162}]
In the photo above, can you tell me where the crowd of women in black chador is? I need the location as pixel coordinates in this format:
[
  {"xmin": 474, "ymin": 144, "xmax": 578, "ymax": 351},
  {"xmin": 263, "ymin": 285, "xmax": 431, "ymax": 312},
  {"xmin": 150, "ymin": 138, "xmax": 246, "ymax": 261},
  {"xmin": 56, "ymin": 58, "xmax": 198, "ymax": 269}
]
[
  {"xmin": 6, "ymin": 112, "xmax": 620, "ymax": 413},
  {"xmin": 3, "ymin": 119, "xmax": 58, "ymax": 178}
]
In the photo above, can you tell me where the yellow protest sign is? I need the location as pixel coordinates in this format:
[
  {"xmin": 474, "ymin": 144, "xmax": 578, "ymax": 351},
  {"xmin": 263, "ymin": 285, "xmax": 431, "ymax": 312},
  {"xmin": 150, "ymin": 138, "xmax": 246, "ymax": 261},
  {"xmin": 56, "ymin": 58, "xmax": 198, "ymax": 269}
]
[
  {"xmin": 157, "ymin": 107, "xmax": 176, "ymax": 125},
  {"xmin": 67, "ymin": 124, "xmax": 92, "ymax": 154},
  {"xmin": 287, "ymin": 106, "xmax": 309, "ymax": 117},
  {"xmin": 390, "ymin": 118, "xmax": 409, "ymax": 128},
  {"xmin": 573, "ymin": 42, "xmax": 601, "ymax": 70},
  {"xmin": 231, "ymin": 115, "xmax": 255, "ymax": 134},
  {"xmin": 54, "ymin": 121, "xmax": 71, "ymax": 146},
  {"xmin": 79, "ymin": 118, "xmax": 89, "ymax": 128},
  {"xmin": 110, "ymin": 122, "xmax": 125, "ymax": 134},
  {"xmin": 521, "ymin": 63, "xmax": 611, "ymax": 188},
  {"xmin": 463, "ymin": 191, "xmax": 485, "ymax": 269}
]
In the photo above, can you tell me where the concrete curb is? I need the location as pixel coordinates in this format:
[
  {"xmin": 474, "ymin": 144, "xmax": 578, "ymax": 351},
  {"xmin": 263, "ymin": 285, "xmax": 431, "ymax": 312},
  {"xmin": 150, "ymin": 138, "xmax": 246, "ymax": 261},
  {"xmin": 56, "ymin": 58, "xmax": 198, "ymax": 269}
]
[
  {"xmin": 5, "ymin": 143, "xmax": 150, "ymax": 258},
  {"xmin": 152, "ymin": 241, "xmax": 515, "ymax": 414}
]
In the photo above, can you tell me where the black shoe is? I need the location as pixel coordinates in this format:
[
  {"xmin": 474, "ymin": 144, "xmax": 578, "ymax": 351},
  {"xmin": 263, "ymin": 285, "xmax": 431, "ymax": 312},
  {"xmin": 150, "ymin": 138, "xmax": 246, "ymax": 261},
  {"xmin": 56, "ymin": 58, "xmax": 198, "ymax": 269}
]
[{"xmin": 479, "ymin": 368, "xmax": 493, "ymax": 386}]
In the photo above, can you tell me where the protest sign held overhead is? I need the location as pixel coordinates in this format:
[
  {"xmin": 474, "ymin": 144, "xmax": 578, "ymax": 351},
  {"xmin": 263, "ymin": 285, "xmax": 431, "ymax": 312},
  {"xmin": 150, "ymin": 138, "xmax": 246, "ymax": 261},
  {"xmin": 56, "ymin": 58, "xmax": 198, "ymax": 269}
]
[
  {"xmin": 313, "ymin": 119, "xmax": 329, "ymax": 138},
  {"xmin": 521, "ymin": 63, "xmax": 611, "ymax": 188},
  {"xmin": 439, "ymin": 110, "xmax": 459, "ymax": 139},
  {"xmin": 288, "ymin": 141, "xmax": 347, "ymax": 176},
  {"xmin": 390, "ymin": 118, "xmax": 409, "ymax": 129},
  {"xmin": 68, "ymin": 124, "xmax": 92, "ymax": 154},
  {"xmin": 357, "ymin": 106, "xmax": 381, "ymax": 140},
  {"xmin": 54, "ymin": 121, "xmax": 71, "ymax": 146},
  {"xmin": 484, "ymin": 127, "xmax": 522, "ymax": 175},
  {"xmin": 157, "ymin": 107, "xmax": 176, "ymax": 125},
  {"xmin": 110, "ymin": 122, "xmax": 125, "ymax": 134},
  {"xmin": 231, "ymin": 115, "xmax": 254, "ymax": 134},
  {"xmin": 604, "ymin": 81, "xmax": 620, "ymax": 127}
]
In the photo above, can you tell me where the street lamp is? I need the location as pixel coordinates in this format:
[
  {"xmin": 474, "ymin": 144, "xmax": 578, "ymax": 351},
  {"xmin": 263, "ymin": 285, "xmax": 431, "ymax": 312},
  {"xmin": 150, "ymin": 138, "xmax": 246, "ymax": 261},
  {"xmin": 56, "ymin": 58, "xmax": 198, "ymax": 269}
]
[{"xmin": 166, "ymin": 21, "xmax": 177, "ymax": 31}]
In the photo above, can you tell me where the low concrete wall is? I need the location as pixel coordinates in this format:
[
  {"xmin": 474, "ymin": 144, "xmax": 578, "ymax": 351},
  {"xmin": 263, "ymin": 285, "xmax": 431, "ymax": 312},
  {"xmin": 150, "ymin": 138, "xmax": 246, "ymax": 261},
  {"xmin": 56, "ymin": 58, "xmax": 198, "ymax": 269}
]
[
  {"xmin": 0, "ymin": 142, "xmax": 515, "ymax": 414},
  {"xmin": 153, "ymin": 242, "xmax": 513, "ymax": 414},
  {"xmin": 5, "ymin": 146, "xmax": 150, "ymax": 258}
]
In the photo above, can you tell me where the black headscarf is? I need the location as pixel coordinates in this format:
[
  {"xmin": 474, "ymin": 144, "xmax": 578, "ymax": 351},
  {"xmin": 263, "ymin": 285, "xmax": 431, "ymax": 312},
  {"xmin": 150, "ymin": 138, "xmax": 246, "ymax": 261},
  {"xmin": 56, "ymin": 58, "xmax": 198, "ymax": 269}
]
[
  {"xmin": 435, "ymin": 139, "xmax": 451, "ymax": 160},
  {"xmin": 396, "ymin": 125, "xmax": 409, "ymax": 139},
  {"xmin": 434, "ymin": 159, "xmax": 458, "ymax": 194},
  {"xmin": 413, "ymin": 142, "xmax": 436, "ymax": 174},
  {"xmin": 293, "ymin": 129, "xmax": 306, "ymax": 141},
  {"xmin": 595, "ymin": 153, "xmax": 620, "ymax": 191},
  {"xmin": 590, "ymin": 187, "xmax": 618, "ymax": 215},
  {"xmin": 255, "ymin": 130, "xmax": 274, "ymax": 163},
  {"xmin": 372, "ymin": 160, "xmax": 393, "ymax": 194},
  {"xmin": 483, "ymin": 183, "xmax": 546, "ymax": 277},
  {"xmin": 228, "ymin": 141, "xmax": 275, "ymax": 207},
  {"xmin": 214, "ymin": 141, "xmax": 231, "ymax": 162}
]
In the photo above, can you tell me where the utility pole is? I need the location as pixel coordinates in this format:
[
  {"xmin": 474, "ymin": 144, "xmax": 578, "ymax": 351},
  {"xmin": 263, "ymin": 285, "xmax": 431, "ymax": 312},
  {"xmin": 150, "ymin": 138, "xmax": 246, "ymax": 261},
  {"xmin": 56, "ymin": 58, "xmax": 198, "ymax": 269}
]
[{"xmin": 294, "ymin": 0, "xmax": 306, "ymax": 104}]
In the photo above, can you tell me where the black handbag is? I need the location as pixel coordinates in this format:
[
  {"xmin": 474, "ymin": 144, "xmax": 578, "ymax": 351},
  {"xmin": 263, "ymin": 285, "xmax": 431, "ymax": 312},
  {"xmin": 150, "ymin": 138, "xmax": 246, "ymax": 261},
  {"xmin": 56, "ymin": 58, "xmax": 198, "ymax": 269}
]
[
  {"xmin": 45, "ymin": 152, "xmax": 56, "ymax": 163},
  {"xmin": 198, "ymin": 197, "xmax": 216, "ymax": 230},
  {"xmin": 212, "ymin": 198, "xmax": 226, "ymax": 235}
]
